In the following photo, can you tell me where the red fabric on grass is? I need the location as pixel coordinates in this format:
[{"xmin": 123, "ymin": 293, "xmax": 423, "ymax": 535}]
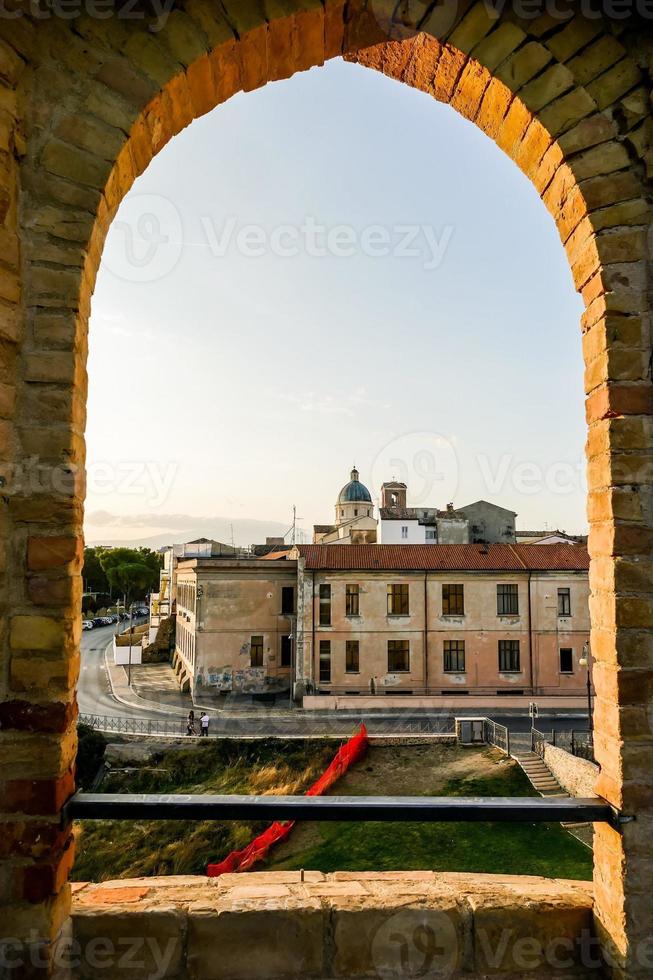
[{"xmin": 207, "ymin": 724, "xmax": 368, "ymax": 876}]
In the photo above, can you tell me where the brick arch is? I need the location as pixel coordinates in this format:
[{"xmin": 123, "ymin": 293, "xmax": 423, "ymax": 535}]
[{"xmin": 2, "ymin": 4, "xmax": 652, "ymax": 976}]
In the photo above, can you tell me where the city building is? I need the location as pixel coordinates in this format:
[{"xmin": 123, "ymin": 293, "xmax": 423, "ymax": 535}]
[
  {"xmin": 173, "ymin": 557, "xmax": 297, "ymax": 697},
  {"xmin": 516, "ymin": 529, "xmax": 587, "ymax": 545},
  {"xmin": 378, "ymin": 481, "xmax": 517, "ymax": 545},
  {"xmin": 313, "ymin": 467, "xmax": 378, "ymax": 544},
  {"xmin": 148, "ymin": 538, "xmax": 240, "ymax": 645},
  {"xmin": 291, "ymin": 543, "xmax": 590, "ymax": 698}
]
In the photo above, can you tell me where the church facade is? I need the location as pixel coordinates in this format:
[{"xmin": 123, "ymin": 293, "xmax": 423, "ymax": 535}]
[{"xmin": 313, "ymin": 467, "xmax": 378, "ymax": 545}]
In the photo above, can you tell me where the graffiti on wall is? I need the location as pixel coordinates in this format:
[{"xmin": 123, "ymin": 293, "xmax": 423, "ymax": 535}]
[{"xmin": 196, "ymin": 666, "xmax": 286, "ymax": 693}]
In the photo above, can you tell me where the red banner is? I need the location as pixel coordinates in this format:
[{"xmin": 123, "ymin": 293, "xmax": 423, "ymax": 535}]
[{"xmin": 207, "ymin": 724, "xmax": 368, "ymax": 877}]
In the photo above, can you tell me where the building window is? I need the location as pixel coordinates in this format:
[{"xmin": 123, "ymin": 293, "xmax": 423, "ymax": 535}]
[
  {"xmin": 559, "ymin": 648, "xmax": 573, "ymax": 673},
  {"xmin": 442, "ymin": 584, "xmax": 464, "ymax": 616},
  {"xmin": 319, "ymin": 640, "xmax": 331, "ymax": 682},
  {"xmin": 557, "ymin": 588, "xmax": 571, "ymax": 616},
  {"xmin": 443, "ymin": 639, "xmax": 465, "ymax": 672},
  {"xmin": 281, "ymin": 586, "xmax": 295, "ymax": 615},
  {"xmin": 387, "ymin": 583, "xmax": 409, "ymax": 616},
  {"xmin": 346, "ymin": 640, "xmax": 360, "ymax": 673},
  {"xmin": 498, "ymin": 639, "xmax": 520, "ymax": 672},
  {"xmin": 497, "ymin": 584, "xmax": 519, "ymax": 616},
  {"xmin": 401, "ymin": 525, "xmax": 408, "ymax": 539},
  {"xmin": 354, "ymin": 508, "xmax": 358, "ymax": 516},
  {"xmin": 345, "ymin": 584, "xmax": 360, "ymax": 617},
  {"xmin": 250, "ymin": 635, "xmax": 264, "ymax": 667},
  {"xmin": 280, "ymin": 635, "xmax": 292, "ymax": 668},
  {"xmin": 319, "ymin": 584, "xmax": 331, "ymax": 626},
  {"xmin": 426, "ymin": 527, "xmax": 437, "ymax": 541},
  {"xmin": 388, "ymin": 639, "xmax": 410, "ymax": 672}
]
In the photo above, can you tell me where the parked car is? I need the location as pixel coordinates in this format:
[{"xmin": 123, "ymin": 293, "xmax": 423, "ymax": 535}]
[
  {"xmin": 82, "ymin": 620, "xmax": 94, "ymax": 630},
  {"xmin": 92, "ymin": 617, "xmax": 106, "ymax": 628}
]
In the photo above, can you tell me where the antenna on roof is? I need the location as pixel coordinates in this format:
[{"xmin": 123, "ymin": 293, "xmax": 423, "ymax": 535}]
[{"xmin": 291, "ymin": 505, "xmax": 303, "ymax": 545}]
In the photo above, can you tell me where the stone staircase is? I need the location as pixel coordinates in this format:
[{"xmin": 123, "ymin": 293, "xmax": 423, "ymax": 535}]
[
  {"xmin": 513, "ymin": 748, "xmax": 593, "ymax": 848},
  {"xmin": 513, "ymin": 749, "xmax": 567, "ymax": 796}
]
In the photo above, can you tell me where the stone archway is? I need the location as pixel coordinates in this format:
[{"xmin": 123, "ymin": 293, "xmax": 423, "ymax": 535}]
[{"xmin": 1, "ymin": 4, "xmax": 652, "ymax": 976}]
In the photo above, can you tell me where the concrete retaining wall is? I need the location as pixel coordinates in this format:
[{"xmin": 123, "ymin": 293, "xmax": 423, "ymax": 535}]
[
  {"xmin": 112, "ymin": 636, "xmax": 142, "ymax": 666},
  {"xmin": 304, "ymin": 695, "xmax": 587, "ymax": 710},
  {"xmin": 544, "ymin": 743, "xmax": 599, "ymax": 798}
]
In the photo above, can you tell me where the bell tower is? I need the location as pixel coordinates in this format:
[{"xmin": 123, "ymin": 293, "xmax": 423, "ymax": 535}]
[{"xmin": 381, "ymin": 481, "xmax": 407, "ymax": 512}]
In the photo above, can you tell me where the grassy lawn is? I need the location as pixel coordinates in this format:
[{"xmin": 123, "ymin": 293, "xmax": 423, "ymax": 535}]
[
  {"xmin": 73, "ymin": 737, "xmax": 592, "ymax": 882},
  {"xmin": 268, "ymin": 748, "xmax": 592, "ymax": 880}
]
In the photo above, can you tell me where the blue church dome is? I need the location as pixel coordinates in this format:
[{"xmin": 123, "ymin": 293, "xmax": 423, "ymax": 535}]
[{"xmin": 338, "ymin": 468, "xmax": 372, "ymax": 504}]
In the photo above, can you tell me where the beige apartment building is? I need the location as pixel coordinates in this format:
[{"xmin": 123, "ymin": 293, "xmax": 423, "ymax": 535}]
[
  {"xmin": 291, "ymin": 544, "xmax": 590, "ymax": 698},
  {"xmin": 168, "ymin": 543, "xmax": 590, "ymax": 703},
  {"xmin": 173, "ymin": 558, "xmax": 297, "ymax": 697}
]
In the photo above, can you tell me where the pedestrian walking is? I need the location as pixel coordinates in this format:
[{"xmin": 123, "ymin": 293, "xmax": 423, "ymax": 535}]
[
  {"xmin": 186, "ymin": 710, "xmax": 196, "ymax": 736},
  {"xmin": 200, "ymin": 712, "xmax": 210, "ymax": 737}
]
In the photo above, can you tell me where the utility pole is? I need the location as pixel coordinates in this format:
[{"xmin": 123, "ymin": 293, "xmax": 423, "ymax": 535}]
[{"xmin": 127, "ymin": 602, "xmax": 134, "ymax": 687}]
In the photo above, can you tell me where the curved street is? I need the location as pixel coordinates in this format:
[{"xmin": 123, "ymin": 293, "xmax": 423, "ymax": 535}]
[{"xmin": 78, "ymin": 624, "xmax": 590, "ymax": 739}]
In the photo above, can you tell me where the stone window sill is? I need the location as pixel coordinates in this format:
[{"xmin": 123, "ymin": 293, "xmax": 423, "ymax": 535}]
[{"xmin": 71, "ymin": 870, "xmax": 594, "ymax": 978}]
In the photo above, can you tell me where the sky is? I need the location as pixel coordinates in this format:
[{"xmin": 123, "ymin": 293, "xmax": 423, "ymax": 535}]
[{"xmin": 85, "ymin": 57, "xmax": 586, "ymax": 548}]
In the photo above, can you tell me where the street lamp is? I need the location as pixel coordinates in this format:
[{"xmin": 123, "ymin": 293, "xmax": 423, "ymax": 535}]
[
  {"xmin": 288, "ymin": 621, "xmax": 295, "ymax": 709},
  {"xmin": 579, "ymin": 641, "xmax": 593, "ymax": 739}
]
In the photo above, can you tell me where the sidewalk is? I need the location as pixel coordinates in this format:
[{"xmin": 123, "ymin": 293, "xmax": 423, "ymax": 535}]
[
  {"xmin": 128, "ymin": 663, "xmax": 192, "ymax": 708},
  {"xmin": 104, "ymin": 648, "xmax": 188, "ymax": 717}
]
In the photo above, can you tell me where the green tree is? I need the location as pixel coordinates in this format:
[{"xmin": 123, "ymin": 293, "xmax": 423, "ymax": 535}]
[
  {"xmin": 82, "ymin": 546, "xmax": 110, "ymax": 594},
  {"xmin": 99, "ymin": 547, "xmax": 161, "ymax": 603}
]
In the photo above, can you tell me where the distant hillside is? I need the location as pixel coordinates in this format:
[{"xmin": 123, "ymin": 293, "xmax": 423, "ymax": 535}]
[{"xmin": 84, "ymin": 516, "xmax": 295, "ymax": 550}]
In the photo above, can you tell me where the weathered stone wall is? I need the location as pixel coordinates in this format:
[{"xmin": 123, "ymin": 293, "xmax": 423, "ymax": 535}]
[
  {"xmin": 0, "ymin": 5, "xmax": 652, "ymax": 977},
  {"xmin": 70, "ymin": 871, "xmax": 598, "ymax": 980},
  {"xmin": 544, "ymin": 742, "xmax": 601, "ymax": 798}
]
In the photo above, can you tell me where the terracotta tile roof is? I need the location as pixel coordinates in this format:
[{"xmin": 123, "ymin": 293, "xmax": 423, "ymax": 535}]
[{"xmin": 295, "ymin": 543, "xmax": 589, "ymax": 572}]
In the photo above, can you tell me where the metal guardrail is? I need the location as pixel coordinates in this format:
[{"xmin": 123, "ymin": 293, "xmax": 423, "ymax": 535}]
[
  {"xmin": 485, "ymin": 719, "xmax": 511, "ymax": 756},
  {"xmin": 531, "ymin": 726, "xmax": 550, "ymax": 757},
  {"xmin": 531, "ymin": 727, "xmax": 596, "ymax": 764},
  {"xmin": 64, "ymin": 792, "xmax": 618, "ymax": 826},
  {"xmin": 553, "ymin": 729, "xmax": 596, "ymax": 763},
  {"xmin": 78, "ymin": 712, "xmax": 458, "ymax": 738},
  {"xmin": 79, "ymin": 713, "xmax": 188, "ymax": 737}
]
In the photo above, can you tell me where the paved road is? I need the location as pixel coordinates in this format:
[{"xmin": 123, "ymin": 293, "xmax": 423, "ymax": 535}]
[
  {"xmin": 78, "ymin": 621, "xmax": 179, "ymax": 722},
  {"xmin": 78, "ymin": 628, "xmax": 590, "ymax": 736}
]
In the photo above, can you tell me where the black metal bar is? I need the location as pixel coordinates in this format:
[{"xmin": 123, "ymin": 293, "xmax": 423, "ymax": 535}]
[{"xmin": 64, "ymin": 792, "xmax": 618, "ymax": 826}]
